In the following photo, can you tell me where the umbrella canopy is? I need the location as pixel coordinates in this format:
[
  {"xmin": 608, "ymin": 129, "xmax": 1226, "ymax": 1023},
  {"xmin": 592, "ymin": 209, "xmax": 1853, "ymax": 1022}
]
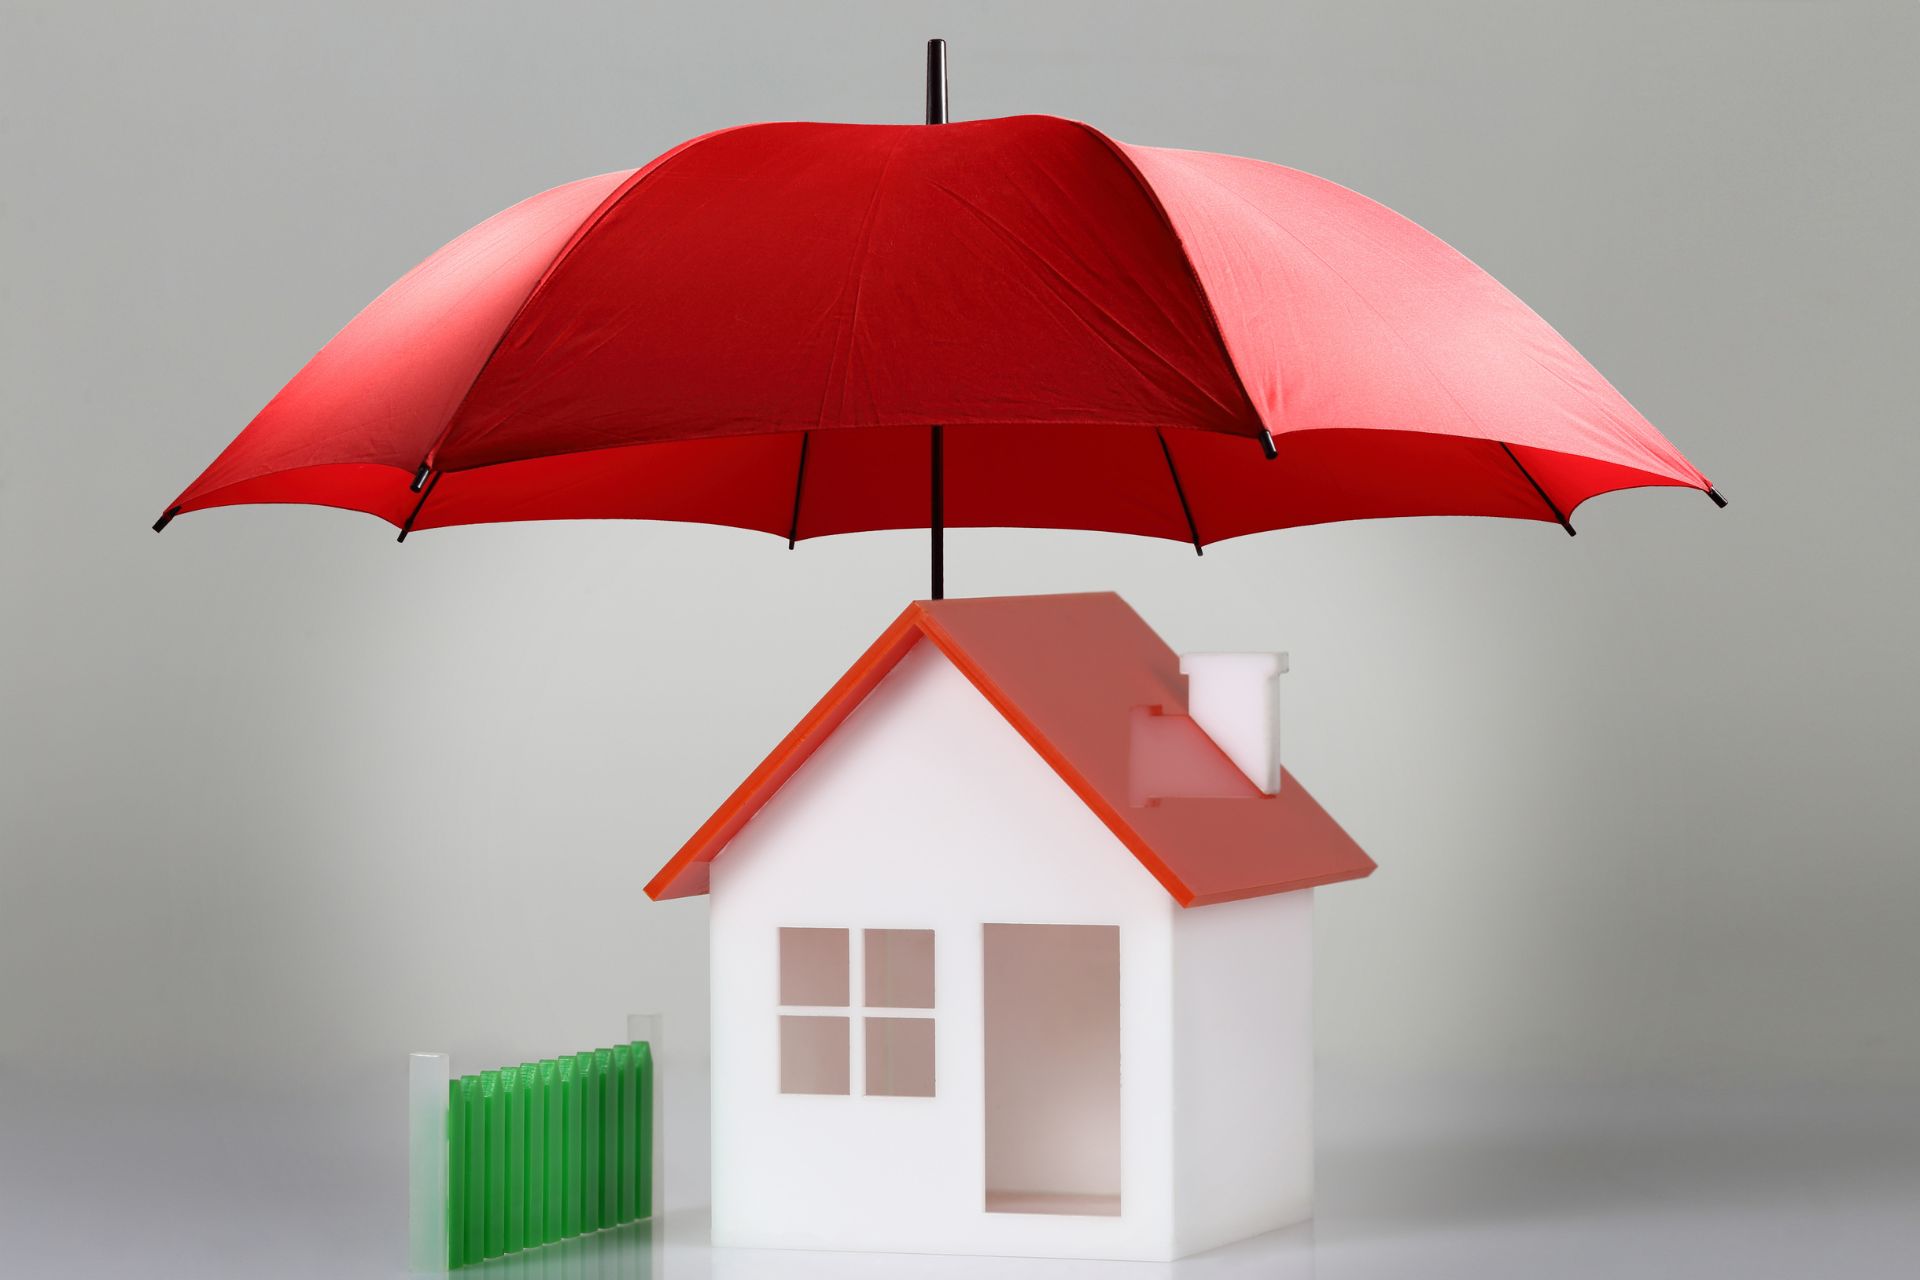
[{"xmin": 157, "ymin": 96, "xmax": 1719, "ymax": 576}]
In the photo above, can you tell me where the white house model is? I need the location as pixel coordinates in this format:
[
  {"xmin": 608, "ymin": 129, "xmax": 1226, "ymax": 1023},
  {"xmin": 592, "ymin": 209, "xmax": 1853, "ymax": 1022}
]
[{"xmin": 646, "ymin": 592, "xmax": 1374, "ymax": 1261}]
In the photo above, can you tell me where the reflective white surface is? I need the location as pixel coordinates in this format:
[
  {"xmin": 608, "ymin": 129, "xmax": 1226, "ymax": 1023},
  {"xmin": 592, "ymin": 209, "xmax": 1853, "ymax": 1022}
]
[
  {"xmin": 407, "ymin": 1053, "xmax": 450, "ymax": 1272},
  {"xmin": 5, "ymin": 1071, "xmax": 1914, "ymax": 1278}
]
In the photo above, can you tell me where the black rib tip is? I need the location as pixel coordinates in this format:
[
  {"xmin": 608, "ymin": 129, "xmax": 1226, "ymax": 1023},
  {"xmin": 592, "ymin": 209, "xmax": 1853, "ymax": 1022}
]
[
  {"xmin": 396, "ymin": 527, "xmax": 410, "ymax": 544},
  {"xmin": 1563, "ymin": 522, "xmax": 1578, "ymax": 538},
  {"xmin": 1193, "ymin": 544, "xmax": 1205, "ymax": 557},
  {"xmin": 152, "ymin": 506, "xmax": 180, "ymax": 533},
  {"xmin": 1706, "ymin": 487, "xmax": 1727, "ymax": 509},
  {"xmin": 411, "ymin": 463, "xmax": 432, "ymax": 493},
  {"xmin": 1258, "ymin": 428, "xmax": 1278, "ymax": 460}
]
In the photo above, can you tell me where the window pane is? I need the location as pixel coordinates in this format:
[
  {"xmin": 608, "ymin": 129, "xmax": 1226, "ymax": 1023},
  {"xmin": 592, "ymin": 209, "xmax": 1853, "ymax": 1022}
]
[
  {"xmin": 779, "ymin": 927, "xmax": 849, "ymax": 1006},
  {"xmin": 780, "ymin": 1016, "xmax": 850, "ymax": 1094},
  {"xmin": 864, "ymin": 1017, "xmax": 935, "ymax": 1097},
  {"xmin": 864, "ymin": 929, "xmax": 935, "ymax": 1008}
]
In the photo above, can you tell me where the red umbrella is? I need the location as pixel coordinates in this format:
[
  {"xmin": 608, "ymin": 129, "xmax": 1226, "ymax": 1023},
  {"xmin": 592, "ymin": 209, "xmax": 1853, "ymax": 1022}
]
[{"xmin": 157, "ymin": 42, "xmax": 1720, "ymax": 595}]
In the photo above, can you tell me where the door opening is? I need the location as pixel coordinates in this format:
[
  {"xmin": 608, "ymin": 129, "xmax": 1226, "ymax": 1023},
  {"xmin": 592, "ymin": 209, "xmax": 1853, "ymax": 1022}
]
[{"xmin": 982, "ymin": 923, "xmax": 1121, "ymax": 1216}]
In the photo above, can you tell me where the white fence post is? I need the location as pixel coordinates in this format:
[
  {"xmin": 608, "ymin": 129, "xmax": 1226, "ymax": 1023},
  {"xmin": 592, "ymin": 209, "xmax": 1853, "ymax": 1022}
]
[{"xmin": 409, "ymin": 1052, "xmax": 451, "ymax": 1271}]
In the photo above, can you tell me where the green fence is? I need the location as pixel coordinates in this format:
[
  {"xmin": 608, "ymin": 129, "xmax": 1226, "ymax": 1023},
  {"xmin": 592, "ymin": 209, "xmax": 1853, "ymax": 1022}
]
[{"xmin": 443, "ymin": 1041, "xmax": 653, "ymax": 1269}]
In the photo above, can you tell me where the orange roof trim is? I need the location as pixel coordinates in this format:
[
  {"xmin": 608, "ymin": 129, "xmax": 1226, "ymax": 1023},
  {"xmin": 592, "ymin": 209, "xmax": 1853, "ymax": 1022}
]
[{"xmin": 644, "ymin": 593, "xmax": 1375, "ymax": 907}]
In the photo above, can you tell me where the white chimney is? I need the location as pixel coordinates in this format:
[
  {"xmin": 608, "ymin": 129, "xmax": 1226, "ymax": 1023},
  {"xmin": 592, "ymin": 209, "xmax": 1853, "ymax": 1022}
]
[{"xmin": 1179, "ymin": 651, "xmax": 1288, "ymax": 793}]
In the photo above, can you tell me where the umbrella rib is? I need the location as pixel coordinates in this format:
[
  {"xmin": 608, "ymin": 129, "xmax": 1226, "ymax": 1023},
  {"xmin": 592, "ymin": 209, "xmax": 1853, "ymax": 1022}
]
[
  {"xmin": 1499, "ymin": 443, "xmax": 1576, "ymax": 537},
  {"xmin": 1157, "ymin": 430, "xmax": 1204, "ymax": 555},
  {"xmin": 787, "ymin": 432, "xmax": 810, "ymax": 548},
  {"xmin": 396, "ymin": 470, "xmax": 442, "ymax": 542}
]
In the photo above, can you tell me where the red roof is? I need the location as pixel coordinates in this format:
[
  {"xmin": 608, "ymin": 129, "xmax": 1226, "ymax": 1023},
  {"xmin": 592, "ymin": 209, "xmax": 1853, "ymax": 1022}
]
[{"xmin": 644, "ymin": 593, "xmax": 1375, "ymax": 907}]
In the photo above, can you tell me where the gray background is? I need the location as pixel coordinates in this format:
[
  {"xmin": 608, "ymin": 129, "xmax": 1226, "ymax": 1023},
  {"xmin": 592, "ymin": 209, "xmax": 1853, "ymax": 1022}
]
[{"xmin": 3, "ymin": 2, "xmax": 1916, "ymax": 1276}]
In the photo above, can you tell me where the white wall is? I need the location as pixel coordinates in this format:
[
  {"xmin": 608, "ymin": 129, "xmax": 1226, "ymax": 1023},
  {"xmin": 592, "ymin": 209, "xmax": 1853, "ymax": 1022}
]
[
  {"xmin": 1172, "ymin": 889, "xmax": 1315, "ymax": 1256},
  {"xmin": 708, "ymin": 639, "xmax": 1181, "ymax": 1260}
]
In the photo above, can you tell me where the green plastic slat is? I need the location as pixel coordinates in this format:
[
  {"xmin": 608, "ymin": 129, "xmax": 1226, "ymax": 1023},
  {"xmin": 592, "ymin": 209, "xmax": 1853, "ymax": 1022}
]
[
  {"xmin": 578, "ymin": 1050, "xmax": 600, "ymax": 1233},
  {"xmin": 559, "ymin": 1055, "xmax": 581, "ymax": 1237},
  {"xmin": 523, "ymin": 1062, "xmax": 546, "ymax": 1253},
  {"xmin": 447, "ymin": 1078, "xmax": 467, "ymax": 1269},
  {"xmin": 503, "ymin": 1066, "xmax": 525, "ymax": 1254},
  {"xmin": 613, "ymin": 1044, "xmax": 635, "ymax": 1224},
  {"xmin": 597, "ymin": 1048, "xmax": 618, "ymax": 1226},
  {"xmin": 463, "ymin": 1075, "xmax": 485, "ymax": 1266},
  {"xmin": 482, "ymin": 1071, "xmax": 505, "ymax": 1259},
  {"xmin": 541, "ymin": 1060, "xmax": 563, "ymax": 1243},
  {"xmin": 635, "ymin": 1042, "xmax": 653, "ymax": 1220}
]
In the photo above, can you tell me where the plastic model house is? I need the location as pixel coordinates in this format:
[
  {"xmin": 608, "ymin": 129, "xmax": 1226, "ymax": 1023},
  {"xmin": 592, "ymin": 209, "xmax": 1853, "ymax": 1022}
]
[{"xmin": 645, "ymin": 593, "xmax": 1374, "ymax": 1261}]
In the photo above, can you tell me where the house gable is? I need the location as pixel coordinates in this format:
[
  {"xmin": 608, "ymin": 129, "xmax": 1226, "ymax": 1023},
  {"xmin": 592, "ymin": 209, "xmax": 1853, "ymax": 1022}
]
[
  {"xmin": 704, "ymin": 636, "xmax": 1180, "ymax": 1257},
  {"xmin": 708, "ymin": 636, "xmax": 1176, "ymax": 917}
]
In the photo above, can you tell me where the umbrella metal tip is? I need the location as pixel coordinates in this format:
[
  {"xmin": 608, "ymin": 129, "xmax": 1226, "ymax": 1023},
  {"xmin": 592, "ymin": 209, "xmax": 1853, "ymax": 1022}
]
[
  {"xmin": 1707, "ymin": 486, "xmax": 1728, "ymax": 508},
  {"xmin": 925, "ymin": 38, "xmax": 949, "ymax": 126},
  {"xmin": 1258, "ymin": 428, "xmax": 1278, "ymax": 460},
  {"xmin": 152, "ymin": 505, "xmax": 180, "ymax": 533}
]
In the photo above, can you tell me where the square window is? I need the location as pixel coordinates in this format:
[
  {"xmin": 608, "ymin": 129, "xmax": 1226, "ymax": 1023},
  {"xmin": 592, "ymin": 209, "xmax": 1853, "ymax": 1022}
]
[
  {"xmin": 865, "ymin": 1016, "xmax": 935, "ymax": 1097},
  {"xmin": 779, "ymin": 1016, "xmax": 850, "ymax": 1094},
  {"xmin": 864, "ymin": 928, "xmax": 935, "ymax": 1008},
  {"xmin": 779, "ymin": 927, "xmax": 849, "ymax": 1006}
]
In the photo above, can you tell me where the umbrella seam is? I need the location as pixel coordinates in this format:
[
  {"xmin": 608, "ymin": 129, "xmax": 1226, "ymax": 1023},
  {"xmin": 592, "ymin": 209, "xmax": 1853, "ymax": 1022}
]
[
  {"xmin": 1166, "ymin": 152, "xmax": 1514, "ymax": 453},
  {"xmin": 1070, "ymin": 121, "xmax": 1272, "ymax": 446},
  {"xmin": 929, "ymin": 180, "xmax": 1244, "ymax": 427},
  {"xmin": 818, "ymin": 132, "xmax": 909, "ymax": 430},
  {"xmin": 417, "ymin": 124, "xmax": 756, "ymax": 476},
  {"xmin": 1158, "ymin": 152, "xmax": 1700, "ymax": 496},
  {"xmin": 1511, "ymin": 341, "xmax": 1704, "ymax": 484}
]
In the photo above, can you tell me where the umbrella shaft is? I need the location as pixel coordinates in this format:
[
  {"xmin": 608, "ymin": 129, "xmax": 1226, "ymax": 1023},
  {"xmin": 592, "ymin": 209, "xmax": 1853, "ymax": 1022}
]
[
  {"xmin": 928, "ymin": 39, "xmax": 948, "ymax": 600},
  {"xmin": 931, "ymin": 424, "xmax": 944, "ymax": 600}
]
